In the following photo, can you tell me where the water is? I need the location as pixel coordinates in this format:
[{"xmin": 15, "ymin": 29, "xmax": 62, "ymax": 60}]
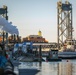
[{"xmin": 14, "ymin": 59, "xmax": 76, "ymax": 75}]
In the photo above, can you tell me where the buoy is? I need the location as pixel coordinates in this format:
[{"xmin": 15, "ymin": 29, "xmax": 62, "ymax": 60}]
[
  {"xmin": 46, "ymin": 59, "xmax": 48, "ymax": 62},
  {"xmin": 67, "ymin": 60, "xmax": 69, "ymax": 62}
]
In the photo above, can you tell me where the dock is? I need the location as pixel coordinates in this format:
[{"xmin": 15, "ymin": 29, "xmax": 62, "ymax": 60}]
[{"xmin": 19, "ymin": 69, "xmax": 40, "ymax": 75}]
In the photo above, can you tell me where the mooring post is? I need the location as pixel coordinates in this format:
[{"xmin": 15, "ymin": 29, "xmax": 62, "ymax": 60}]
[{"xmin": 39, "ymin": 45, "xmax": 42, "ymax": 62}]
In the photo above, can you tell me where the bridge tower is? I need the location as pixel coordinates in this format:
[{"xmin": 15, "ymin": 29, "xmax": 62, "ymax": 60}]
[
  {"xmin": 0, "ymin": 5, "xmax": 8, "ymax": 42},
  {"xmin": 0, "ymin": 5, "xmax": 8, "ymax": 56},
  {"xmin": 57, "ymin": 0, "xmax": 73, "ymax": 49},
  {"xmin": 0, "ymin": 5, "xmax": 8, "ymax": 19}
]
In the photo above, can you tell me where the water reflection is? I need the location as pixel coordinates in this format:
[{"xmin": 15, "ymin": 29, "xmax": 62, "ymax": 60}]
[
  {"xmin": 58, "ymin": 62, "xmax": 76, "ymax": 75},
  {"xmin": 18, "ymin": 60, "xmax": 76, "ymax": 75},
  {"xmin": 58, "ymin": 62, "xmax": 72, "ymax": 75}
]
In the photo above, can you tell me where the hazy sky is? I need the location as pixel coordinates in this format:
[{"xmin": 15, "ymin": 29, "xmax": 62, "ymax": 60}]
[{"xmin": 0, "ymin": 0, "xmax": 76, "ymax": 42}]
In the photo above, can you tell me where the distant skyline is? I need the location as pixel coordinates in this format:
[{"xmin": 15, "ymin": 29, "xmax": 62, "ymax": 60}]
[{"xmin": 0, "ymin": 0, "xmax": 76, "ymax": 42}]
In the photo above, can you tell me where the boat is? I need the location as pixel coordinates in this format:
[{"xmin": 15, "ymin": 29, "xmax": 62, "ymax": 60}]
[
  {"xmin": 58, "ymin": 39, "xmax": 76, "ymax": 59},
  {"xmin": 58, "ymin": 51, "xmax": 76, "ymax": 59},
  {"xmin": 19, "ymin": 68, "xmax": 40, "ymax": 75},
  {"xmin": 46, "ymin": 49, "xmax": 62, "ymax": 61}
]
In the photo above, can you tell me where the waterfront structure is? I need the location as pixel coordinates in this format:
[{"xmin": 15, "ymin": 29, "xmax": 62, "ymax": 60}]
[
  {"xmin": 57, "ymin": 0, "xmax": 73, "ymax": 49},
  {"xmin": 22, "ymin": 30, "xmax": 48, "ymax": 43},
  {"xmin": 0, "ymin": 5, "xmax": 8, "ymax": 56},
  {"xmin": 0, "ymin": 5, "xmax": 8, "ymax": 44},
  {"xmin": 8, "ymin": 34, "xmax": 21, "ymax": 43}
]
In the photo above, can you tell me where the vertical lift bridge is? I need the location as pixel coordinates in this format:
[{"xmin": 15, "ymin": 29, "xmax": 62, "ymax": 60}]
[{"xmin": 57, "ymin": 0, "xmax": 73, "ymax": 49}]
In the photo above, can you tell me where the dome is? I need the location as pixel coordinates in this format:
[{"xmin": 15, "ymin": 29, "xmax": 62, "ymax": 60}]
[{"xmin": 38, "ymin": 30, "xmax": 42, "ymax": 36}]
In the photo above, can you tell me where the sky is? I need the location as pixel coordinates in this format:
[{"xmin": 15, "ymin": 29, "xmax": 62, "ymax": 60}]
[{"xmin": 0, "ymin": 0, "xmax": 76, "ymax": 42}]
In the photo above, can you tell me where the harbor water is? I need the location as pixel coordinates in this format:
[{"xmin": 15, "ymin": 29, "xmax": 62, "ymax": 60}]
[{"xmin": 14, "ymin": 59, "xmax": 76, "ymax": 75}]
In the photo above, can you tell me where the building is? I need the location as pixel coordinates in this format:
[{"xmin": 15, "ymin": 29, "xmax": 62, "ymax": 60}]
[
  {"xmin": 22, "ymin": 30, "xmax": 48, "ymax": 43},
  {"xmin": 8, "ymin": 34, "xmax": 21, "ymax": 43}
]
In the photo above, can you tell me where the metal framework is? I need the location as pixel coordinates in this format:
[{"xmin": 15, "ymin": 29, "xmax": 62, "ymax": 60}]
[
  {"xmin": 57, "ymin": 1, "xmax": 73, "ymax": 49},
  {"xmin": 0, "ymin": 5, "xmax": 8, "ymax": 19},
  {"xmin": 0, "ymin": 5, "xmax": 8, "ymax": 43},
  {"xmin": 0, "ymin": 5, "xmax": 8, "ymax": 56}
]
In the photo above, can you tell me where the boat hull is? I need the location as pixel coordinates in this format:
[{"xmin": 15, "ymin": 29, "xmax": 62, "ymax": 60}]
[
  {"xmin": 58, "ymin": 52, "xmax": 76, "ymax": 59},
  {"xmin": 46, "ymin": 58, "xmax": 62, "ymax": 61}
]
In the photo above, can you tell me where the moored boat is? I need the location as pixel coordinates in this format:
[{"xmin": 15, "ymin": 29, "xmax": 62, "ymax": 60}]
[
  {"xmin": 58, "ymin": 51, "xmax": 76, "ymax": 59},
  {"xmin": 58, "ymin": 39, "xmax": 76, "ymax": 59},
  {"xmin": 46, "ymin": 49, "xmax": 62, "ymax": 61}
]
